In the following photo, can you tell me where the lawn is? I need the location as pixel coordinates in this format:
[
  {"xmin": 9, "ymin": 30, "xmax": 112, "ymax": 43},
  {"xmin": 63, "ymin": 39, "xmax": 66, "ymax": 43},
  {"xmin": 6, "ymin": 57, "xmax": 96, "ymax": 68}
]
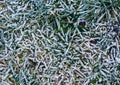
[{"xmin": 0, "ymin": 0, "xmax": 120, "ymax": 85}]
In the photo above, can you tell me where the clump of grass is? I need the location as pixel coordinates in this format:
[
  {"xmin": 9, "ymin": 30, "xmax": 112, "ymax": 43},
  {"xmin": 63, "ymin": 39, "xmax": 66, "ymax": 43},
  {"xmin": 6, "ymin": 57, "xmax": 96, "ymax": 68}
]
[
  {"xmin": 82, "ymin": 0, "xmax": 120, "ymax": 24},
  {"xmin": 0, "ymin": 0, "xmax": 120, "ymax": 85}
]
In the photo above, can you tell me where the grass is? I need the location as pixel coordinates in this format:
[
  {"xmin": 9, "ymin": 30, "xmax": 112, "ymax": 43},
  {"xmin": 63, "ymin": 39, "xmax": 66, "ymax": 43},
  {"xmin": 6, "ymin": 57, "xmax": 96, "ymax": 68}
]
[{"xmin": 0, "ymin": 0, "xmax": 120, "ymax": 85}]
